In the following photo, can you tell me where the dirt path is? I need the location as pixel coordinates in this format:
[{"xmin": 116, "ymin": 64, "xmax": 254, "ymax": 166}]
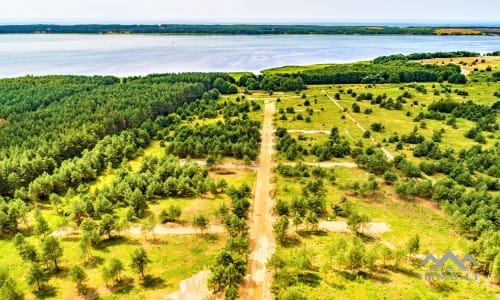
[
  {"xmin": 282, "ymin": 161, "xmax": 357, "ymax": 168},
  {"xmin": 460, "ymin": 66, "xmax": 471, "ymax": 76},
  {"xmin": 240, "ymin": 101, "xmax": 276, "ymax": 300},
  {"xmin": 325, "ymin": 93, "xmax": 394, "ymax": 161},
  {"xmin": 127, "ymin": 224, "xmax": 225, "ymax": 236},
  {"xmin": 166, "ymin": 270, "xmax": 212, "ymax": 300},
  {"xmin": 51, "ymin": 223, "xmax": 225, "ymax": 238},
  {"xmin": 287, "ymin": 129, "xmax": 330, "ymax": 134}
]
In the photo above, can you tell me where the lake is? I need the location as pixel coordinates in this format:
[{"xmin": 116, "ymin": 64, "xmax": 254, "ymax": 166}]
[{"xmin": 0, "ymin": 34, "xmax": 498, "ymax": 77}]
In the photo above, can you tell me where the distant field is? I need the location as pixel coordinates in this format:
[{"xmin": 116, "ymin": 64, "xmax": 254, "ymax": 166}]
[{"xmin": 434, "ymin": 28, "xmax": 482, "ymax": 35}]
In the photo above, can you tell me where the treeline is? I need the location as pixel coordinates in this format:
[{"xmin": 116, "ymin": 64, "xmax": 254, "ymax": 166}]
[
  {"xmin": 0, "ymin": 24, "xmax": 442, "ymax": 35},
  {"xmin": 237, "ymin": 74, "xmax": 305, "ymax": 92},
  {"xmin": 209, "ymin": 184, "xmax": 251, "ymax": 299},
  {"xmin": 290, "ymin": 61, "xmax": 462, "ymax": 84},
  {"xmin": 373, "ymin": 51, "xmax": 481, "ymax": 64},
  {"xmin": 0, "ymin": 73, "xmax": 238, "ymax": 199}
]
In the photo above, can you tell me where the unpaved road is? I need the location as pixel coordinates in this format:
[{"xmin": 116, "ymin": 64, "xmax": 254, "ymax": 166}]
[
  {"xmin": 51, "ymin": 223, "xmax": 226, "ymax": 238},
  {"xmin": 240, "ymin": 101, "xmax": 276, "ymax": 300},
  {"xmin": 166, "ymin": 270, "xmax": 212, "ymax": 300},
  {"xmin": 282, "ymin": 161, "xmax": 357, "ymax": 168},
  {"xmin": 287, "ymin": 129, "xmax": 330, "ymax": 134}
]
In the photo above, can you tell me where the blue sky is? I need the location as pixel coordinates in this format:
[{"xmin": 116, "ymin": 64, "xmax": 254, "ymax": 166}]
[{"xmin": 1, "ymin": 0, "xmax": 498, "ymax": 24}]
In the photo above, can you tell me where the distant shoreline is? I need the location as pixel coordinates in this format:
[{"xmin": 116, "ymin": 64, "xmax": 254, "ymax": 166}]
[{"xmin": 0, "ymin": 24, "xmax": 499, "ymax": 36}]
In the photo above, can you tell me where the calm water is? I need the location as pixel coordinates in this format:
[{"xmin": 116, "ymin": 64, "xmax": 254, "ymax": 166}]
[{"xmin": 0, "ymin": 34, "xmax": 498, "ymax": 77}]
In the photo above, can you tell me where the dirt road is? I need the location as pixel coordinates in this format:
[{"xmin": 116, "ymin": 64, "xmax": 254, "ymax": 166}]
[
  {"xmin": 282, "ymin": 161, "xmax": 357, "ymax": 168},
  {"xmin": 240, "ymin": 101, "xmax": 276, "ymax": 300}
]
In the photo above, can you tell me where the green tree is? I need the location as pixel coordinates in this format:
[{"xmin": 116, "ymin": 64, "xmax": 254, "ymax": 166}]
[
  {"xmin": 168, "ymin": 205, "xmax": 182, "ymax": 222},
  {"xmin": 273, "ymin": 216, "xmax": 289, "ymax": 244},
  {"xmin": 305, "ymin": 211, "xmax": 318, "ymax": 231},
  {"xmin": 127, "ymin": 188, "xmax": 147, "ymax": 218},
  {"xmin": 0, "ymin": 268, "xmax": 21, "ymax": 300},
  {"xmin": 33, "ymin": 209, "xmax": 50, "ymax": 239},
  {"xmin": 130, "ymin": 248, "xmax": 151, "ymax": 279},
  {"xmin": 381, "ymin": 246, "xmax": 394, "ymax": 266},
  {"xmin": 68, "ymin": 265, "xmax": 87, "ymax": 295},
  {"xmin": 27, "ymin": 263, "xmax": 48, "ymax": 292},
  {"xmin": 79, "ymin": 233, "xmax": 93, "ymax": 262},
  {"xmin": 19, "ymin": 242, "xmax": 38, "ymax": 262},
  {"xmin": 193, "ymin": 214, "xmax": 208, "ymax": 234},
  {"xmin": 292, "ymin": 214, "xmax": 302, "ymax": 232},
  {"xmin": 41, "ymin": 236, "xmax": 63, "ymax": 271},
  {"xmin": 489, "ymin": 253, "xmax": 500, "ymax": 284},
  {"xmin": 267, "ymin": 253, "xmax": 285, "ymax": 273},
  {"xmin": 345, "ymin": 237, "xmax": 366, "ymax": 274},
  {"xmin": 347, "ymin": 212, "xmax": 369, "ymax": 235},
  {"xmin": 406, "ymin": 234, "xmax": 420, "ymax": 256},
  {"xmin": 103, "ymin": 258, "xmax": 124, "ymax": 285},
  {"xmin": 99, "ymin": 214, "xmax": 116, "ymax": 240}
]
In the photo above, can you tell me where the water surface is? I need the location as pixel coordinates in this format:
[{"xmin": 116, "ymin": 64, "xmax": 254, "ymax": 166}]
[{"xmin": 0, "ymin": 34, "xmax": 498, "ymax": 77}]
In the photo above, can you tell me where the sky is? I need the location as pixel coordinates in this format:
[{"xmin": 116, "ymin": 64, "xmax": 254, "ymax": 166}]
[{"xmin": 0, "ymin": 0, "xmax": 499, "ymax": 25}]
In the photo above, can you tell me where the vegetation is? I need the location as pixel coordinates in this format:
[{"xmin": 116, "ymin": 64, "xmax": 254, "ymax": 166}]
[{"xmin": 0, "ymin": 51, "xmax": 499, "ymax": 299}]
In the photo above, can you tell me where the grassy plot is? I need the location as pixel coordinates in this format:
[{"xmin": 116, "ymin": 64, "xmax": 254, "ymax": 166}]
[
  {"xmin": 261, "ymin": 63, "xmax": 336, "ymax": 75},
  {"xmin": 273, "ymin": 168, "xmax": 497, "ymax": 299}
]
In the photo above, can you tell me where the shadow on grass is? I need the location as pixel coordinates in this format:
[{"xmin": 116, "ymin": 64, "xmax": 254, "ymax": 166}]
[
  {"xmin": 34, "ymin": 285, "xmax": 57, "ymax": 299},
  {"xmin": 297, "ymin": 272, "xmax": 321, "ymax": 287},
  {"xmin": 111, "ymin": 277, "xmax": 134, "ymax": 294},
  {"xmin": 80, "ymin": 286, "xmax": 100, "ymax": 300},
  {"xmin": 428, "ymin": 279, "xmax": 457, "ymax": 293},
  {"xmin": 385, "ymin": 265, "xmax": 420, "ymax": 278},
  {"xmin": 96, "ymin": 236, "xmax": 140, "ymax": 251},
  {"xmin": 297, "ymin": 229, "xmax": 328, "ymax": 238},
  {"xmin": 83, "ymin": 255, "xmax": 105, "ymax": 268},
  {"xmin": 141, "ymin": 275, "xmax": 166, "ymax": 289},
  {"xmin": 281, "ymin": 236, "xmax": 301, "ymax": 247},
  {"xmin": 201, "ymin": 233, "xmax": 220, "ymax": 242},
  {"xmin": 363, "ymin": 271, "xmax": 391, "ymax": 283}
]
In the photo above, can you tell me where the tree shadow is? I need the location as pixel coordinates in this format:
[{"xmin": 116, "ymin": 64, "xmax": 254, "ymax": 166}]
[
  {"xmin": 34, "ymin": 285, "xmax": 57, "ymax": 299},
  {"xmin": 112, "ymin": 277, "xmax": 134, "ymax": 294},
  {"xmin": 141, "ymin": 275, "xmax": 166, "ymax": 289},
  {"xmin": 96, "ymin": 236, "xmax": 139, "ymax": 251},
  {"xmin": 297, "ymin": 272, "xmax": 321, "ymax": 287},
  {"xmin": 385, "ymin": 265, "xmax": 420, "ymax": 278},
  {"xmin": 281, "ymin": 236, "xmax": 302, "ymax": 247},
  {"xmin": 338, "ymin": 270, "xmax": 357, "ymax": 281},
  {"xmin": 201, "ymin": 233, "xmax": 220, "ymax": 242},
  {"xmin": 428, "ymin": 279, "xmax": 457, "ymax": 293},
  {"xmin": 363, "ymin": 271, "xmax": 391, "ymax": 283},
  {"xmin": 83, "ymin": 255, "xmax": 105, "ymax": 268},
  {"xmin": 297, "ymin": 229, "xmax": 328, "ymax": 237},
  {"xmin": 81, "ymin": 286, "xmax": 100, "ymax": 300}
]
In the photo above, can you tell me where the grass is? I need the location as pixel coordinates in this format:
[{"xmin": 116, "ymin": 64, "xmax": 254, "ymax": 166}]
[
  {"xmin": 274, "ymin": 167, "xmax": 497, "ymax": 299},
  {"xmin": 7, "ymin": 232, "xmax": 226, "ymax": 299},
  {"xmin": 271, "ymin": 70, "xmax": 500, "ymax": 298},
  {"xmin": 261, "ymin": 63, "xmax": 335, "ymax": 75},
  {"xmin": 434, "ymin": 28, "xmax": 482, "ymax": 35},
  {"xmin": 228, "ymin": 72, "xmax": 254, "ymax": 82}
]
